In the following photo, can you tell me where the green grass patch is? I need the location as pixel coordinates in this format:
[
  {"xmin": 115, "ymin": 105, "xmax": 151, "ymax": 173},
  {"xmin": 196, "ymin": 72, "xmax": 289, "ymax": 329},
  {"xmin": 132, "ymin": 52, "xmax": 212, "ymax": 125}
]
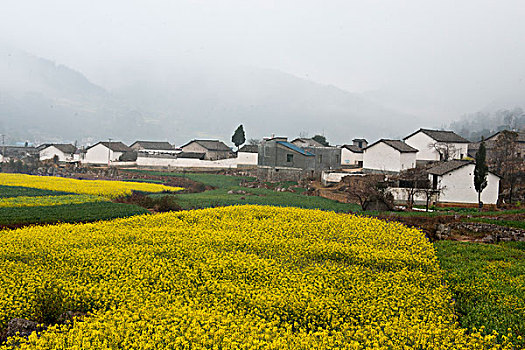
[
  {"xmin": 435, "ymin": 240, "xmax": 525, "ymax": 346},
  {"xmin": 0, "ymin": 185, "xmax": 73, "ymax": 198},
  {"xmin": 0, "ymin": 202, "xmax": 148, "ymax": 228},
  {"xmin": 132, "ymin": 171, "xmax": 358, "ymax": 212}
]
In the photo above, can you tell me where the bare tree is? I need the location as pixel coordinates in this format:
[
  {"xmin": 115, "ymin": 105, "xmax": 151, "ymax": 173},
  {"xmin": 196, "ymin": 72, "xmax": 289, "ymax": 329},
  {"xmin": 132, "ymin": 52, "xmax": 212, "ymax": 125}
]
[
  {"xmin": 491, "ymin": 130, "xmax": 520, "ymax": 203},
  {"xmin": 340, "ymin": 174, "xmax": 393, "ymax": 211},
  {"xmin": 429, "ymin": 142, "xmax": 458, "ymax": 161}
]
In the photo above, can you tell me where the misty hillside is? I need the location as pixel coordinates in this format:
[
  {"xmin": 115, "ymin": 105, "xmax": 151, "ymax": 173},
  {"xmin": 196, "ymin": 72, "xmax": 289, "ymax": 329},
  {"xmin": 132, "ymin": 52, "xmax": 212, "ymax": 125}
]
[{"xmin": 0, "ymin": 47, "xmax": 416, "ymax": 145}]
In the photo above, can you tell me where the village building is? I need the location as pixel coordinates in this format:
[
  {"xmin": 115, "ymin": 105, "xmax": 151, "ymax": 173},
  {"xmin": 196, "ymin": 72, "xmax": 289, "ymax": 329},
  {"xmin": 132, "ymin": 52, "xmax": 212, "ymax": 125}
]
[
  {"xmin": 257, "ymin": 137, "xmax": 342, "ymax": 180},
  {"xmin": 468, "ymin": 130, "xmax": 525, "ymax": 160},
  {"xmin": 0, "ymin": 146, "xmax": 38, "ymax": 163},
  {"xmin": 428, "ymin": 160, "xmax": 500, "ymax": 205},
  {"xmin": 83, "ymin": 141, "xmax": 135, "ymax": 165},
  {"xmin": 403, "ymin": 128, "xmax": 469, "ymax": 162},
  {"xmin": 363, "ymin": 139, "xmax": 417, "ymax": 173},
  {"xmin": 129, "ymin": 141, "xmax": 178, "ymax": 155},
  {"xmin": 39, "ymin": 144, "xmax": 77, "ymax": 162},
  {"xmin": 237, "ymin": 144, "xmax": 258, "ymax": 167},
  {"xmin": 291, "ymin": 138, "xmax": 324, "ymax": 148},
  {"xmin": 180, "ymin": 140, "xmax": 233, "ymax": 160},
  {"xmin": 340, "ymin": 139, "xmax": 367, "ymax": 167}
]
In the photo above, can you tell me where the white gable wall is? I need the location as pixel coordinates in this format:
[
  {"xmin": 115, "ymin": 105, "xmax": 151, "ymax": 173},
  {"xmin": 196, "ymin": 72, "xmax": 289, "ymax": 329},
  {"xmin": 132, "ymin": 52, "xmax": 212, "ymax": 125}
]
[
  {"xmin": 400, "ymin": 152, "xmax": 417, "ymax": 170},
  {"xmin": 40, "ymin": 146, "xmax": 68, "ymax": 162},
  {"xmin": 363, "ymin": 142, "xmax": 402, "ymax": 172},
  {"xmin": 405, "ymin": 131, "xmax": 468, "ymax": 161},
  {"xmin": 83, "ymin": 144, "xmax": 123, "ymax": 164},
  {"xmin": 341, "ymin": 148, "xmax": 363, "ymax": 165},
  {"xmin": 433, "ymin": 164, "xmax": 500, "ymax": 204}
]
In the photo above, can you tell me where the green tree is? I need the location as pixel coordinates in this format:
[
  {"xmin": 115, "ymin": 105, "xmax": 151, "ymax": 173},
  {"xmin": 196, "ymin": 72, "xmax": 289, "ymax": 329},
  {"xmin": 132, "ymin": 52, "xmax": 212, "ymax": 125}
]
[
  {"xmin": 474, "ymin": 140, "xmax": 488, "ymax": 211},
  {"xmin": 312, "ymin": 134, "xmax": 329, "ymax": 146},
  {"xmin": 231, "ymin": 125, "xmax": 246, "ymax": 151}
]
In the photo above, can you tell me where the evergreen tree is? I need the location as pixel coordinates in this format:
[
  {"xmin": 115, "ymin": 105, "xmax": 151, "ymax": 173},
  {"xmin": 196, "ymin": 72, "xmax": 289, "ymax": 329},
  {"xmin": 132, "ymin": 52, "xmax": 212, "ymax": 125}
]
[
  {"xmin": 231, "ymin": 125, "xmax": 246, "ymax": 151},
  {"xmin": 474, "ymin": 140, "xmax": 488, "ymax": 211},
  {"xmin": 312, "ymin": 134, "xmax": 329, "ymax": 146}
]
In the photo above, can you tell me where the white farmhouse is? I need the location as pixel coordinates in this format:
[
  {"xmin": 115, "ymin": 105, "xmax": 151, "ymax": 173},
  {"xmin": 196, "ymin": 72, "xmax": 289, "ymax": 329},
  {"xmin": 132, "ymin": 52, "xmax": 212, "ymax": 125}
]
[
  {"xmin": 341, "ymin": 145, "xmax": 364, "ymax": 166},
  {"xmin": 83, "ymin": 141, "xmax": 134, "ymax": 165},
  {"xmin": 237, "ymin": 145, "xmax": 258, "ymax": 167},
  {"xmin": 403, "ymin": 128, "xmax": 469, "ymax": 162},
  {"xmin": 428, "ymin": 160, "xmax": 500, "ymax": 205},
  {"xmin": 363, "ymin": 139, "xmax": 417, "ymax": 173},
  {"xmin": 39, "ymin": 144, "xmax": 77, "ymax": 162},
  {"xmin": 129, "ymin": 141, "xmax": 178, "ymax": 155}
]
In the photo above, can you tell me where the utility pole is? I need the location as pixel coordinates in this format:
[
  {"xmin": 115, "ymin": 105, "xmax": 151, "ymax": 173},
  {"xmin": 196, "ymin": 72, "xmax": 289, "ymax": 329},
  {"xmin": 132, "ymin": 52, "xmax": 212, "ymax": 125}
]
[{"xmin": 107, "ymin": 138, "xmax": 112, "ymax": 167}]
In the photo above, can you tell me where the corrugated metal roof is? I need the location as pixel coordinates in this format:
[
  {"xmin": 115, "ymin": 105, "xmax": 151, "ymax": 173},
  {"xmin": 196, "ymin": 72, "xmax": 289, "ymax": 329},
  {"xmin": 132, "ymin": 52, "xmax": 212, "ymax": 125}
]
[{"xmin": 276, "ymin": 141, "xmax": 315, "ymax": 156}]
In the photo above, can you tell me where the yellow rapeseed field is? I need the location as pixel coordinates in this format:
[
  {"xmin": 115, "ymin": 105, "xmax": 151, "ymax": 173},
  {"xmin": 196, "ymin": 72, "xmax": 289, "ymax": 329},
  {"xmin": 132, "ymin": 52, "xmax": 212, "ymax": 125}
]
[
  {"xmin": 0, "ymin": 173, "xmax": 182, "ymax": 198},
  {"xmin": 0, "ymin": 206, "xmax": 515, "ymax": 349},
  {"xmin": 0, "ymin": 195, "xmax": 109, "ymax": 208}
]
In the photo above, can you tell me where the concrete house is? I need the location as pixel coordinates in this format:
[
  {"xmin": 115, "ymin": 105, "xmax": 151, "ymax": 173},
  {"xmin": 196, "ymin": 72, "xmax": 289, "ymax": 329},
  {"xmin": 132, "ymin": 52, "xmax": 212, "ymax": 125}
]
[
  {"xmin": 83, "ymin": 141, "xmax": 135, "ymax": 165},
  {"xmin": 258, "ymin": 137, "xmax": 315, "ymax": 180},
  {"xmin": 180, "ymin": 140, "xmax": 232, "ymax": 160},
  {"xmin": 363, "ymin": 139, "xmax": 417, "ymax": 173},
  {"xmin": 404, "ymin": 128, "xmax": 469, "ymax": 162},
  {"xmin": 129, "ymin": 141, "xmax": 178, "ymax": 155},
  {"xmin": 39, "ymin": 144, "xmax": 77, "ymax": 162},
  {"xmin": 237, "ymin": 144, "xmax": 258, "ymax": 167},
  {"xmin": 428, "ymin": 160, "xmax": 500, "ymax": 205}
]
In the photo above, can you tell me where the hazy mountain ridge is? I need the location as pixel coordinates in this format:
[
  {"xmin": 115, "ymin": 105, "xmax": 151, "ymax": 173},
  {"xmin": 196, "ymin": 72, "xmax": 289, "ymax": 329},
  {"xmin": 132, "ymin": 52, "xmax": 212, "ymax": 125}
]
[{"xmin": 1, "ymin": 47, "xmax": 418, "ymax": 145}]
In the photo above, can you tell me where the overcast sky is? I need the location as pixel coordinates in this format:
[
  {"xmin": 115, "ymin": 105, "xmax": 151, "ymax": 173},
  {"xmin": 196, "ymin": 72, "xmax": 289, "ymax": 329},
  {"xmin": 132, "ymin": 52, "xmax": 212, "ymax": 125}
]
[{"xmin": 1, "ymin": 0, "xmax": 524, "ymax": 120}]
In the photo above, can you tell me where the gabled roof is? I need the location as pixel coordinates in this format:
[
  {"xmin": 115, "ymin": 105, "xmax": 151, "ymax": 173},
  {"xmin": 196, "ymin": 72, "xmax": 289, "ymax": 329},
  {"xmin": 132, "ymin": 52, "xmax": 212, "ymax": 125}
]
[
  {"xmin": 276, "ymin": 141, "xmax": 315, "ymax": 156},
  {"xmin": 45, "ymin": 144, "xmax": 76, "ymax": 154},
  {"xmin": 427, "ymin": 160, "xmax": 473, "ymax": 176},
  {"xmin": 404, "ymin": 128, "xmax": 470, "ymax": 143},
  {"xmin": 238, "ymin": 145, "xmax": 259, "ymax": 153},
  {"xmin": 342, "ymin": 144, "xmax": 363, "ymax": 153},
  {"xmin": 291, "ymin": 138, "xmax": 324, "ymax": 147},
  {"xmin": 365, "ymin": 139, "xmax": 418, "ymax": 153},
  {"xmin": 86, "ymin": 141, "xmax": 132, "ymax": 152},
  {"xmin": 181, "ymin": 139, "xmax": 231, "ymax": 151},
  {"xmin": 485, "ymin": 130, "xmax": 525, "ymax": 143},
  {"xmin": 130, "ymin": 141, "xmax": 174, "ymax": 150}
]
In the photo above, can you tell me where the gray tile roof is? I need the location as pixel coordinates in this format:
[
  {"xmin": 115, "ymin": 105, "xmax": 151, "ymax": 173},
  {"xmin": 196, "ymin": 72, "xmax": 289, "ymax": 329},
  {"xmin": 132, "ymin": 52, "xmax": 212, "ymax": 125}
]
[
  {"xmin": 182, "ymin": 140, "xmax": 232, "ymax": 151},
  {"xmin": 427, "ymin": 160, "xmax": 472, "ymax": 176},
  {"xmin": 87, "ymin": 141, "xmax": 132, "ymax": 152},
  {"xmin": 405, "ymin": 128, "xmax": 470, "ymax": 143},
  {"xmin": 130, "ymin": 141, "xmax": 174, "ymax": 151},
  {"xmin": 238, "ymin": 145, "xmax": 259, "ymax": 153},
  {"xmin": 342, "ymin": 144, "xmax": 363, "ymax": 153},
  {"xmin": 366, "ymin": 139, "xmax": 418, "ymax": 153},
  {"xmin": 51, "ymin": 144, "xmax": 77, "ymax": 154}
]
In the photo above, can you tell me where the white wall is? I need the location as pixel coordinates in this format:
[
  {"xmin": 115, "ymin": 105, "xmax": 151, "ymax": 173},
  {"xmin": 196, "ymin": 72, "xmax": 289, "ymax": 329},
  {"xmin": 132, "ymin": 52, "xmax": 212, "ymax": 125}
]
[
  {"xmin": 405, "ymin": 132, "xmax": 468, "ymax": 161},
  {"xmin": 433, "ymin": 164, "xmax": 500, "ymax": 204},
  {"xmin": 40, "ymin": 146, "xmax": 69, "ymax": 162},
  {"xmin": 136, "ymin": 155, "xmax": 239, "ymax": 168},
  {"xmin": 83, "ymin": 144, "xmax": 123, "ymax": 164},
  {"xmin": 400, "ymin": 152, "xmax": 417, "ymax": 171},
  {"xmin": 237, "ymin": 152, "xmax": 258, "ymax": 166},
  {"xmin": 341, "ymin": 148, "xmax": 363, "ymax": 165},
  {"xmin": 363, "ymin": 142, "xmax": 402, "ymax": 172}
]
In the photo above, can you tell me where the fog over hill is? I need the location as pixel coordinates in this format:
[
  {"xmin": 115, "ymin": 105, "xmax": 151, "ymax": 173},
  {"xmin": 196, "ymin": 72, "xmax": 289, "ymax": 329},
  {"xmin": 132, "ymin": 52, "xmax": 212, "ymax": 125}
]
[{"xmin": 0, "ymin": 46, "xmax": 421, "ymax": 146}]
